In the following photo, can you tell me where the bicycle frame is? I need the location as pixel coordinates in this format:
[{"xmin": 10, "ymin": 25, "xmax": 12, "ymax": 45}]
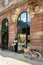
[{"xmin": 24, "ymin": 48, "xmax": 41, "ymax": 60}]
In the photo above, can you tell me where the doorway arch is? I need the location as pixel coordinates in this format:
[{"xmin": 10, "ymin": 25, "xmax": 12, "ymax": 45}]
[
  {"xmin": 1, "ymin": 18, "xmax": 9, "ymax": 50},
  {"xmin": 17, "ymin": 12, "xmax": 30, "ymax": 51}
]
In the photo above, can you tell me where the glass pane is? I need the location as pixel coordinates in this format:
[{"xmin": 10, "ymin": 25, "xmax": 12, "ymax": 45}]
[
  {"xmin": 4, "ymin": 0, "xmax": 8, "ymax": 6},
  {"xmin": 21, "ymin": 13, "xmax": 26, "ymax": 22}
]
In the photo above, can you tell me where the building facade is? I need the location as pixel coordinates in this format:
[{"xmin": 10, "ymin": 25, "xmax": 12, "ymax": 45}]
[{"xmin": 0, "ymin": 0, "xmax": 43, "ymax": 55}]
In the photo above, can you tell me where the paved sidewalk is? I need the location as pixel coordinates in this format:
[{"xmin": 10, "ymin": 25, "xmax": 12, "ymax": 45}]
[
  {"xmin": 0, "ymin": 49, "xmax": 43, "ymax": 65},
  {"xmin": 0, "ymin": 55, "xmax": 32, "ymax": 65}
]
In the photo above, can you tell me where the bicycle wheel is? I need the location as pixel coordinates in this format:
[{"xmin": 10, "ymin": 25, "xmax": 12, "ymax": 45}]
[
  {"xmin": 24, "ymin": 48, "xmax": 28, "ymax": 58},
  {"xmin": 34, "ymin": 52, "xmax": 41, "ymax": 60},
  {"xmin": 24, "ymin": 52, "xmax": 28, "ymax": 58}
]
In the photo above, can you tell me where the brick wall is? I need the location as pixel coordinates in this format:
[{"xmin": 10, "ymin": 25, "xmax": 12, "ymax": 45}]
[
  {"xmin": 30, "ymin": 13, "xmax": 43, "ymax": 54},
  {"xmin": 9, "ymin": 0, "xmax": 13, "ymax": 3},
  {"xmin": 0, "ymin": 0, "xmax": 3, "ymax": 8}
]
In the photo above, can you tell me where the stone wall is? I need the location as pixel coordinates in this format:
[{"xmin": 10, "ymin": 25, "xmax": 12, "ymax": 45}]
[{"xmin": 30, "ymin": 13, "xmax": 43, "ymax": 54}]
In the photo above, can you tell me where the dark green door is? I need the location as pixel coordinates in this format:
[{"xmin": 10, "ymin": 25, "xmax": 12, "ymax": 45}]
[{"xmin": 1, "ymin": 19, "xmax": 8, "ymax": 50}]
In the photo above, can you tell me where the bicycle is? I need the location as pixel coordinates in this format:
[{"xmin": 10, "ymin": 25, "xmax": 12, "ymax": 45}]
[{"xmin": 23, "ymin": 48, "xmax": 41, "ymax": 60}]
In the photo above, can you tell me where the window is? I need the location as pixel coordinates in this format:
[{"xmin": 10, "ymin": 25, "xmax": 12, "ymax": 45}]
[
  {"xmin": 4, "ymin": 0, "xmax": 8, "ymax": 6},
  {"xmin": 18, "ymin": 12, "xmax": 30, "ymax": 28},
  {"xmin": 17, "ymin": 12, "xmax": 30, "ymax": 48}
]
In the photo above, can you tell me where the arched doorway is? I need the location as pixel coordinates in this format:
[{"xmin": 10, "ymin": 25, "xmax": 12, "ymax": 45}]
[
  {"xmin": 17, "ymin": 12, "xmax": 30, "ymax": 52},
  {"xmin": 1, "ymin": 19, "xmax": 8, "ymax": 50}
]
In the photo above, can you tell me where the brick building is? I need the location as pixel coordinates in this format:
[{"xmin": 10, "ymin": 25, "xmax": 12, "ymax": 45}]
[{"xmin": 0, "ymin": 0, "xmax": 43, "ymax": 55}]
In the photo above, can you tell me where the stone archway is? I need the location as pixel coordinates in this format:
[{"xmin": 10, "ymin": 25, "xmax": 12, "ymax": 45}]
[
  {"xmin": 1, "ymin": 18, "xmax": 9, "ymax": 50},
  {"xmin": 11, "ymin": 5, "xmax": 32, "ymax": 52},
  {"xmin": 11, "ymin": 4, "xmax": 34, "ymax": 52},
  {"xmin": 17, "ymin": 12, "xmax": 30, "ymax": 52}
]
